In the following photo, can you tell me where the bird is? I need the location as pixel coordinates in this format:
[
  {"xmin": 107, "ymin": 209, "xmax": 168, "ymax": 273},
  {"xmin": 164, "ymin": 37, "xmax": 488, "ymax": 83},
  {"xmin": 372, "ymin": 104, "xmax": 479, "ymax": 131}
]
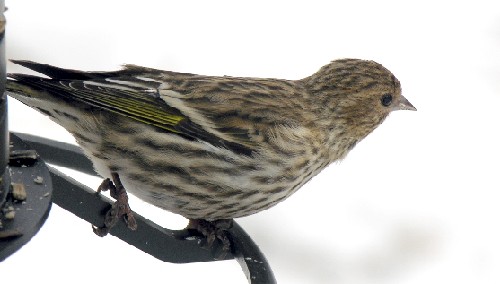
[{"xmin": 6, "ymin": 58, "xmax": 416, "ymax": 251}]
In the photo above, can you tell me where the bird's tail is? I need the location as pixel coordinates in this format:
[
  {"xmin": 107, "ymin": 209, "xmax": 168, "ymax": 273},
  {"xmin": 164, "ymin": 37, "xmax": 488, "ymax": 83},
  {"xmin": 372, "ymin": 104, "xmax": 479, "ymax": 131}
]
[
  {"xmin": 7, "ymin": 59, "xmax": 89, "ymax": 104},
  {"xmin": 9, "ymin": 59, "xmax": 114, "ymax": 79},
  {"xmin": 6, "ymin": 61, "xmax": 101, "ymax": 132},
  {"xmin": 7, "ymin": 73, "xmax": 58, "ymax": 108}
]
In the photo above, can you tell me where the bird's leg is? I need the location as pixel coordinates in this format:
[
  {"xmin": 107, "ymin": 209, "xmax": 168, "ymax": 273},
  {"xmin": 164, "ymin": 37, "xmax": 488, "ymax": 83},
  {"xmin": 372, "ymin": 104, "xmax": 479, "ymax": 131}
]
[
  {"xmin": 92, "ymin": 172, "xmax": 137, "ymax": 236},
  {"xmin": 187, "ymin": 219, "xmax": 233, "ymax": 258}
]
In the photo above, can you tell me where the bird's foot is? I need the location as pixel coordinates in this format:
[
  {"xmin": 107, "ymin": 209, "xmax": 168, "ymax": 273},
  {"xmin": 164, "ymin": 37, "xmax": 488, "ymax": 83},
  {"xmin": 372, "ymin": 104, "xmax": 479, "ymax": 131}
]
[
  {"xmin": 92, "ymin": 172, "xmax": 137, "ymax": 236},
  {"xmin": 187, "ymin": 219, "xmax": 233, "ymax": 258}
]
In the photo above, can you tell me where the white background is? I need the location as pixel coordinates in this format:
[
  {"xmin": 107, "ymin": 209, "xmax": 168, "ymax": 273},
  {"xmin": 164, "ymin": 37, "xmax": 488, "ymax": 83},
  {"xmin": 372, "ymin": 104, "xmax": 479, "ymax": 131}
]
[{"xmin": 3, "ymin": 1, "xmax": 500, "ymax": 283}]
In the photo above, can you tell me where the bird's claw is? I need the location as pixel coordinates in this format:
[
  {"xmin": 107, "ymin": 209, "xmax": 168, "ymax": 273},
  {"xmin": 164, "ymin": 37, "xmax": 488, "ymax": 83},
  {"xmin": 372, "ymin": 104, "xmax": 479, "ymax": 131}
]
[
  {"xmin": 93, "ymin": 173, "xmax": 137, "ymax": 236},
  {"xmin": 187, "ymin": 219, "xmax": 233, "ymax": 259}
]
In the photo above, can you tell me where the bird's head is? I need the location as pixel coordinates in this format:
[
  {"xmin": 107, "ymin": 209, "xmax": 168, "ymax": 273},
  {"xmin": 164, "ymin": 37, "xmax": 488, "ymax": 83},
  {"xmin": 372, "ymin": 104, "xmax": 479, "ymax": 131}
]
[{"xmin": 301, "ymin": 59, "xmax": 416, "ymax": 157}]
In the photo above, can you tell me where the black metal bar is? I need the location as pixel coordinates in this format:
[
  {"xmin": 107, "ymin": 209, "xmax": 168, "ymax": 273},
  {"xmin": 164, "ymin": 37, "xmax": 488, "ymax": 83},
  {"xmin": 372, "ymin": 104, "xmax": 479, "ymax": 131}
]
[
  {"xmin": 230, "ymin": 223, "xmax": 277, "ymax": 284},
  {"xmin": 12, "ymin": 132, "xmax": 276, "ymax": 283},
  {"xmin": 13, "ymin": 133, "xmax": 95, "ymax": 175},
  {"xmin": 49, "ymin": 165, "xmax": 228, "ymax": 263},
  {"xmin": 0, "ymin": 0, "xmax": 8, "ymax": 218},
  {"xmin": 0, "ymin": 0, "xmax": 6, "ymax": 171}
]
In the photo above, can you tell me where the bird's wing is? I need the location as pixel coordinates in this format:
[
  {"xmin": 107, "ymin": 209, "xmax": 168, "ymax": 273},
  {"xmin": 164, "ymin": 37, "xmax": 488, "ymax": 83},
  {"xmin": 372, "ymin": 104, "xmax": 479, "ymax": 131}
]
[{"xmin": 7, "ymin": 61, "xmax": 305, "ymax": 156}]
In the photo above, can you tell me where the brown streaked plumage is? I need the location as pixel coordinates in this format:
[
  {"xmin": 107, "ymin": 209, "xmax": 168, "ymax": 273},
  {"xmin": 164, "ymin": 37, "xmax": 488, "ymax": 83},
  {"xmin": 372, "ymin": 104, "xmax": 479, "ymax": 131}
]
[{"xmin": 6, "ymin": 58, "xmax": 415, "ymax": 244}]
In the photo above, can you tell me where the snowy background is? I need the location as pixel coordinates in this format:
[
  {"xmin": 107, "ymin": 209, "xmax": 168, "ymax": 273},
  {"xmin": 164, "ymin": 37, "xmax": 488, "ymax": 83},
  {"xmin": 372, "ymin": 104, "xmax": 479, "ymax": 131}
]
[{"xmin": 3, "ymin": 1, "xmax": 500, "ymax": 283}]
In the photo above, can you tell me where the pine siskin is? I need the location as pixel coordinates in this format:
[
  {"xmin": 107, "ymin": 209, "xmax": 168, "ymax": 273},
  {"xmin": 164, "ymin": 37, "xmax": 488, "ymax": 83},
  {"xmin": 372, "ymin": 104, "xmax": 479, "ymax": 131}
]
[{"xmin": 6, "ymin": 59, "xmax": 415, "ymax": 245}]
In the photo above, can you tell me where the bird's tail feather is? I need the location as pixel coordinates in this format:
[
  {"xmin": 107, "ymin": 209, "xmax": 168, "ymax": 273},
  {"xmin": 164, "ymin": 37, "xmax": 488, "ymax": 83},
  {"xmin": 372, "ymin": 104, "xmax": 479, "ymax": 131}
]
[
  {"xmin": 6, "ymin": 71, "xmax": 91, "ymax": 129},
  {"xmin": 9, "ymin": 59, "xmax": 123, "ymax": 80},
  {"xmin": 10, "ymin": 60, "xmax": 94, "ymax": 80}
]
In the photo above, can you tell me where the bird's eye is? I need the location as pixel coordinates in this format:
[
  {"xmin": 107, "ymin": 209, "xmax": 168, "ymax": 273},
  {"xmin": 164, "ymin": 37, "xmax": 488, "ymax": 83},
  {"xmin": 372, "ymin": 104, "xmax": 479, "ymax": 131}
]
[{"xmin": 381, "ymin": 94, "xmax": 393, "ymax": 107}]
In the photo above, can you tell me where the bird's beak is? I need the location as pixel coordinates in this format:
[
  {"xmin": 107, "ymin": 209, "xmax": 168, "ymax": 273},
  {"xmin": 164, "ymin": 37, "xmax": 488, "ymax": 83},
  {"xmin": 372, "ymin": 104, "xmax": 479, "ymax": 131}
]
[{"xmin": 395, "ymin": 95, "xmax": 417, "ymax": 111}]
